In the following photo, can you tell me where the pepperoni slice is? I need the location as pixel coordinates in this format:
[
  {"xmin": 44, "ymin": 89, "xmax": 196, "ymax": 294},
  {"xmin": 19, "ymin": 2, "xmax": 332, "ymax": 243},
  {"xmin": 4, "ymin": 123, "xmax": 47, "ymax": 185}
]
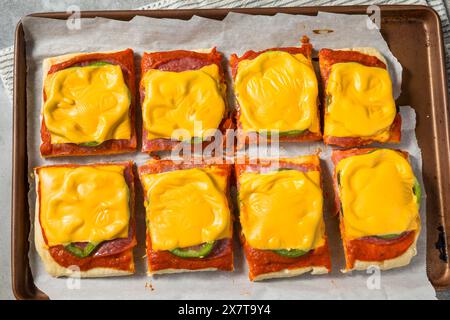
[{"xmin": 156, "ymin": 57, "xmax": 212, "ymax": 72}]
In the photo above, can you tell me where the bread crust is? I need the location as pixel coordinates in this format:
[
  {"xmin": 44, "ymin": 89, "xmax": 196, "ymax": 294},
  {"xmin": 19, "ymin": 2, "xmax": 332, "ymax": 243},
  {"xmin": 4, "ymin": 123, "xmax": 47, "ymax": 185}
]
[
  {"xmin": 253, "ymin": 266, "xmax": 329, "ymax": 282},
  {"xmin": 150, "ymin": 268, "xmax": 218, "ymax": 275}
]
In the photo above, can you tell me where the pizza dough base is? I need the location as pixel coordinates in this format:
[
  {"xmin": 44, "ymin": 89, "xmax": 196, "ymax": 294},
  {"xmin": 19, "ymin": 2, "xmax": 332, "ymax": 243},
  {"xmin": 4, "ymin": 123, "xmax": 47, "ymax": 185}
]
[
  {"xmin": 252, "ymin": 266, "xmax": 329, "ymax": 282},
  {"xmin": 149, "ymin": 268, "xmax": 219, "ymax": 276}
]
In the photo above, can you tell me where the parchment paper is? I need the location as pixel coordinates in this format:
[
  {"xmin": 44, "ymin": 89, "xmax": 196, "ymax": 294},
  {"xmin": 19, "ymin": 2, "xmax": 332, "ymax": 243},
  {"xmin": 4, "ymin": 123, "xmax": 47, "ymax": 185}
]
[{"xmin": 22, "ymin": 12, "xmax": 435, "ymax": 299}]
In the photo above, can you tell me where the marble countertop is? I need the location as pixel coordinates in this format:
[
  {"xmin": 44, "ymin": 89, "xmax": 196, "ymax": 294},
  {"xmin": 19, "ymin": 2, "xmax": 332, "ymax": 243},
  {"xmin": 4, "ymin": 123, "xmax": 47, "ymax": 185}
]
[{"xmin": 1, "ymin": 0, "xmax": 449, "ymax": 300}]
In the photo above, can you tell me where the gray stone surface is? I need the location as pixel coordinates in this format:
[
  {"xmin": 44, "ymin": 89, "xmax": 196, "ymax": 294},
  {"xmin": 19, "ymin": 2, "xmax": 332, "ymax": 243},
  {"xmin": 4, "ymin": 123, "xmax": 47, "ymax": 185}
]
[
  {"xmin": 1, "ymin": 0, "xmax": 449, "ymax": 300},
  {"xmin": 0, "ymin": 84, "xmax": 12, "ymax": 300}
]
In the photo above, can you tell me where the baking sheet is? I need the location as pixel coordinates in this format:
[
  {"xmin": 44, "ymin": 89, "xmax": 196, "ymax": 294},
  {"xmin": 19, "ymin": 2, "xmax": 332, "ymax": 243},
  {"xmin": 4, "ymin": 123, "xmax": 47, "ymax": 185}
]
[{"xmin": 22, "ymin": 12, "xmax": 435, "ymax": 299}]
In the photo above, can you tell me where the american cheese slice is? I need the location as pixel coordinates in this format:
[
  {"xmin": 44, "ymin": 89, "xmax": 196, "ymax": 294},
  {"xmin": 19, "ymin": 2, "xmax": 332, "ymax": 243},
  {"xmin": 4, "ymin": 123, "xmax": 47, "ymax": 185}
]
[
  {"xmin": 239, "ymin": 169, "xmax": 325, "ymax": 251},
  {"xmin": 336, "ymin": 149, "xmax": 420, "ymax": 240},
  {"xmin": 141, "ymin": 167, "xmax": 231, "ymax": 251},
  {"xmin": 234, "ymin": 50, "xmax": 319, "ymax": 134},
  {"xmin": 325, "ymin": 62, "xmax": 396, "ymax": 139},
  {"xmin": 38, "ymin": 165, "xmax": 130, "ymax": 247},
  {"xmin": 43, "ymin": 64, "xmax": 132, "ymax": 145},
  {"xmin": 141, "ymin": 64, "xmax": 226, "ymax": 140}
]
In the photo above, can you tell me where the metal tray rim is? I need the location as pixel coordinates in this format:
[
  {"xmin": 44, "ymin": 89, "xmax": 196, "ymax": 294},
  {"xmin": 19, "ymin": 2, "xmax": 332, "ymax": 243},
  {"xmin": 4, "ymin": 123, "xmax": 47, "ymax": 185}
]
[{"xmin": 11, "ymin": 4, "xmax": 450, "ymax": 299}]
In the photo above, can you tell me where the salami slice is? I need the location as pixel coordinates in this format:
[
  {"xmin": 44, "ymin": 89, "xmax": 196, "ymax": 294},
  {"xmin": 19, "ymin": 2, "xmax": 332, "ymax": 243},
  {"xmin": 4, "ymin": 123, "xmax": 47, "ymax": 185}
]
[
  {"xmin": 93, "ymin": 225, "xmax": 136, "ymax": 257},
  {"xmin": 156, "ymin": 56, "xmax": 212, "ymax": 72}
]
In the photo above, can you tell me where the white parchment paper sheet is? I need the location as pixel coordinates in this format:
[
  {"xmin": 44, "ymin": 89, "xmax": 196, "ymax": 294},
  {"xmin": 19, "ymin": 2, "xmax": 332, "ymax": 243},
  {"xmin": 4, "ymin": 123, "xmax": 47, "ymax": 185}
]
[{"xmin": 22, "ymin": 12, "xmax": 435, "ymax": 299}]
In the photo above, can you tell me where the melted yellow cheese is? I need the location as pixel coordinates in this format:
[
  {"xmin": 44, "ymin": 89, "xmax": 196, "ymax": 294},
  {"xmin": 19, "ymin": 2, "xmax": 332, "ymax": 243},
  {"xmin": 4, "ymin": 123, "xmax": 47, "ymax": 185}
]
[
  {"xmin": 239, "ymin": 169, "xmax": 325, "ymax": 251},
  {"xmin": 142, "ymin": 167, "xmax": 231, "ymax": 251},
  {"xmin": 43, "ymin": 64, "xmax": 131, "ymax": 145},
  {"xmin": 325, "ymin": 62, "xmax": 396, "ymax": 139},
  {"xmin": 38, "ymin": 165, "xmax": 130, "ymax": 247},
  {"xmin": 234, "ymin": 51, "xmax": 319, "ymax": 133},
  {"xmin": 336, "ymin": 149, "xmax": 420, "ymax": 240},
  {"xmin": 141, "ymin": 64, "xmax": 226, "ymax": 140}
]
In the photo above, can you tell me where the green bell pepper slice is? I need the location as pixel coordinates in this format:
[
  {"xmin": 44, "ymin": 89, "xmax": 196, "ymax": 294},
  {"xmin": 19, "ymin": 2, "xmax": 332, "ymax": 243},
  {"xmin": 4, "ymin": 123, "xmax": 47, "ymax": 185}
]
[
  {"xmin": 170, "ymin": 241, "xmax": 215, "ymax": 258},
  {"xmin": 273, "ymin": 249, "xmax": 309, "ymax": 258},
  {"xmin": 88, "ymin": 61, "xmax": 112, "ymax": 67},
  {"xmin": 374, "ymin": 234, "xmax": 402, "ymax": 240},
  {"xmin": 259, "ymin": 129, "xmax": 306, "ymax": 138},
  {"xmin": 279, "ymin": 130, "xmax": 306, "ymax": 137},
  {"xmin": 78, "ymin": 141, "xmax": 101, "ymax": 147},
  {"xmin": 413, "ymin": 179, "xmax": 421, "ymax": 207},
  {"xmin": 65, "ymin": 242, "xmax": 98, "ymax": 258}
]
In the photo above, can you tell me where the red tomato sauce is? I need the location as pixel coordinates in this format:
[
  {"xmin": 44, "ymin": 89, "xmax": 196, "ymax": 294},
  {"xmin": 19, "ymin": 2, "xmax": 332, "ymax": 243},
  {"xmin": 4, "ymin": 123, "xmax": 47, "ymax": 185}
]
[
  {"xmin": 242, "ymin": 237, "xmax": 332, "ymax": 281},
  {"xmin": 147, "ymin": 234, "xmax": 234, "ymax": 272}
]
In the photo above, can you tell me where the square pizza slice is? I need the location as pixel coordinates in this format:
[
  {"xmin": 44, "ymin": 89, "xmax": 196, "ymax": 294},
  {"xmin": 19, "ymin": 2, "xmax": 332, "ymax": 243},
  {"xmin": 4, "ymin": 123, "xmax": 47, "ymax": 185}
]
[
  {"xmin": 332, "ymin": 148, "xmax": 421, "ymax": 272},
  {"xmin": 34, "ymin": 161, "xmax": 136, "ymax": 277},
  {"xmin": 319, "ymin": 48, "xmax": 401, "ymax": 147},
  {"xmin": 140, "ymin": 48, "xmax": 233, "ymax": 154},
  {"xmin": 138, "ymin": 160, "xmax": 234, "ymax": 275},
  {"xmin": 40, "ymin": 49, "xmax": 137, "ymax": 157},
  {"xmin": 235, "ymin": 155, "xmax": 331, "ymax": 281},
  {"xmin": 230, "ymin": 38, "xmax": 322, "ymax": 148}
]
